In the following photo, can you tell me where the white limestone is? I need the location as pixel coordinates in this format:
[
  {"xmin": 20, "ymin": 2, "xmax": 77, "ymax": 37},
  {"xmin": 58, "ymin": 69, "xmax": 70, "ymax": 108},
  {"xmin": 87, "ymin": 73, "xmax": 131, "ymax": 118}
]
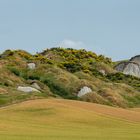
[
  {"xmin": 27, "ymin": 63, "xmax": 36, "ymax": 70},
  {"xmin": 31, "ymin": 83, "xmax": 41, "ymax": 90},
  {"xmin": 99, "ymin": 69, "xmax": 106, "ymax": 75},
  {"xmin": 123, "ymin": 63, "xmax": 140, "ymax": 77},
  {"xmin": 77, "ymin": 86, "xmax": 92, "ymax": 97},
  {"xmin": 115, "ymin": 55, "xmax": 140, "ymax": 78},
  {"xmin": 17, "ymin": 86, "xmax": 40, "ymax": 93}
]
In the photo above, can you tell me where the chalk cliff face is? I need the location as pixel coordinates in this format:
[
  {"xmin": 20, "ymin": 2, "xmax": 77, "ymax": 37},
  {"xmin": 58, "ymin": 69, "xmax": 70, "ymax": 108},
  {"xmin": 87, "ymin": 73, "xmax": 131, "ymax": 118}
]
[
  {"xmin": 115, "ymin": 62, "xmax": 127, "ymax": 72},
  {"xmin": 115, "ymin": 56, "xmax": 140, "ymax": 77},
  {"xmin": 130, "ymin": 55, "xmax": 140, "ymax": 65}
]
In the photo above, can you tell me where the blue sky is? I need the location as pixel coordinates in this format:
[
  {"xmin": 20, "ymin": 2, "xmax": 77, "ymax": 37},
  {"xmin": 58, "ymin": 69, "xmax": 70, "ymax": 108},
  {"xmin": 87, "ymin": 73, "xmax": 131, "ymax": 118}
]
[{"xmin": 0, "ymin": 0, "xmax": 140, "ymax": 60}]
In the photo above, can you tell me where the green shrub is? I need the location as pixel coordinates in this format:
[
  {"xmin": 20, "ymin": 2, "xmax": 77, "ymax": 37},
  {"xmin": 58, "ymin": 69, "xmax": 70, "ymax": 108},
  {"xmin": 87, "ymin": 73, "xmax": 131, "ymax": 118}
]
[
  {"xmin": 41, "ymin": 77, "xmax": 76, "ymax": 99},
  {"xmin": 1, "ymin": 50, "xmax": 14, "ymax": 58},
  {"xmin": 28, "ymin": 75, "xmax": 40, "ymax": 80},
  {"xmin": 17, "ymin": 51, "xmax": 33, "ymax": 60},
  {"xmin": 89, "ymin": 68, "xmax": 103, "ymax": 77},
  {"xmin": 106, "ymin": 73, "xmax": 125, "ymax": 81},
  {"xmin": 8, "ymin": 67, "xmax": 20, "ymax": 76},
  {"xmin": 61, "ymin": 62, "xmax": 82, "ymax": 73},
  {"xmin": 8, "ymin": 66, "xmax": 30, "ymax": 80}
]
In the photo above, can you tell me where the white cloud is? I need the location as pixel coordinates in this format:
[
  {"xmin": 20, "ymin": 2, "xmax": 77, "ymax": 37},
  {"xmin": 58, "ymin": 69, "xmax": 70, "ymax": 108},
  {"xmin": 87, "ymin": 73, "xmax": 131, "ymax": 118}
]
[{"xmin": 58, "ymin": 39, "xmax": 86, "ymax": 49}]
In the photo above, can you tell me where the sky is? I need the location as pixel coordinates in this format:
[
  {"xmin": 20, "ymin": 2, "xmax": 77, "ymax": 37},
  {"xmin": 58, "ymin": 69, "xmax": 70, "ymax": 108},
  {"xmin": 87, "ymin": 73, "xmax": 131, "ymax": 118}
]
[{"xmin": 0, "ymin": 0, "xmax": 140, "ymax": 61}]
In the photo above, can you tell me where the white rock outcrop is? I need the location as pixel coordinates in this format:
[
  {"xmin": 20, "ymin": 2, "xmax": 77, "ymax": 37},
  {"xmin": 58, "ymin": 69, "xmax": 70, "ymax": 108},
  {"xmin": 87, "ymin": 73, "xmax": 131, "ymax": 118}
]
[
  {"xmin": 115, "ymin": 62, "xmax": 127, "ymax": 72},
  {"xmin": 123, "ymin": 63, "xmax": 140, "ymax": 77},
  {"xmin": 115, "ymin": 55, "xmax": 140, "ymax": 78},
  {"xmin": 99, "ymin": 69, "xmax": 106, "ymax": 75},
  {"xmin": 77, "ymin": 86, "xmax": 92, "ymax": 97},
  {"xmin": 130, "ymin": 55, "xmax": 140, "ymax": 65},
  {"xmin": 27, "ymin": 63, "xmax": 36, "ymax": 70},
  {"xmin": 17, "ymin": 86, "xmax": 40, "ymax": 93},
  {"xmin": 31, "ymin": 83, "xmax": 41, "ymax": 90}
]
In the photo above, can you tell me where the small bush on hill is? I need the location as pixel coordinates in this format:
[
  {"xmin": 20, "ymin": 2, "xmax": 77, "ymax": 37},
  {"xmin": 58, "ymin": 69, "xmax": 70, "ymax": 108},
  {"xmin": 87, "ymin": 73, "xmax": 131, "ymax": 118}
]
[
  {"xmin": 16, "ymin": 50, "xmax": 33, "ymax": 60},
  {"xmin": 106, "ymin": 72, "xmax": 140, "ymax": 91},
  {"xmin": 41, "ymin": 77, "xmax": 77, "ymax": 99},
  {"xmin": 1, "ymin": 50, "xmax": 14, "ymax": 58},
  {"xmin": 8, "ymin": 67, "xmax": 20, "ymax": 76},
  {"xmin": 61, "ymin": 62, "xmax": 82, "ymax": 73}
]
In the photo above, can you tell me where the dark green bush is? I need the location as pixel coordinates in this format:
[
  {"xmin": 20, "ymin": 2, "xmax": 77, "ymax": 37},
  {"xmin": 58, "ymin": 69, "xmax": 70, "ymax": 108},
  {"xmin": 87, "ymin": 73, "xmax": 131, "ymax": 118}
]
[
  {"xmin": 61, "ymin": 62, "xmax": 82, "ymax": 73},
  {"xmin": 8, "ymin": 66, "xmax": 30, "ymax": 80},
  {"xmin": 41, "ymin": 78, "xmax": 76, "ymax": 99},
  {"xmin": 106, "ymin": 73, "xmax": 125, "ymax": 81},
  {"xmin": 8, "ymin": 67, "xmax": 20, "ymax": 76},
  {"xmin": 28, "ymin": 75, "xmax": 40, "ymax": 80},
  {"xmin": 2, "ymin": 50, "xmax": 14, "ymax": 57}
]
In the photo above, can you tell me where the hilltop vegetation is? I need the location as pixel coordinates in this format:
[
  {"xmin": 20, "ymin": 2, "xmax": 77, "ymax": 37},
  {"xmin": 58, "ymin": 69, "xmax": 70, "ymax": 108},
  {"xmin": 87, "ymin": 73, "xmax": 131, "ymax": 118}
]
[{"xmin": 0, "ymin": 48, "xmax": 140, "ymax": 108}]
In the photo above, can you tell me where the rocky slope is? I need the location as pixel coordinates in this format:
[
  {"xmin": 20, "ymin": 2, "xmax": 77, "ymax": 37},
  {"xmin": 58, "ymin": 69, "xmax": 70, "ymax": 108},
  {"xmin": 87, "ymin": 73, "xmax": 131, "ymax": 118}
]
[
  {"xmin": 115, "ymin": 55, "xmax": 140, "ymax": 77},
  {"xmin": 0, "ymin": 48, "xmax": 140, "ymax": 108}
]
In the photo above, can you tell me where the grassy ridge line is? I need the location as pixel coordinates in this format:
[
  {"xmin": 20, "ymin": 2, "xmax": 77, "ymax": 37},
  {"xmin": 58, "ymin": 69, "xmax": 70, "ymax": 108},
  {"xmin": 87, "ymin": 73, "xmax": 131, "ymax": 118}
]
[
  {"xmin": 1, "ymin": 98, "xmax": 140, "ymax": 122},
  {"xmin": 0, "ymin": 96, "xmax": 47, "ymax": 109},
  {"xmin": 49, "ymin": 99, "xmax": 140, "ymax": 123}
]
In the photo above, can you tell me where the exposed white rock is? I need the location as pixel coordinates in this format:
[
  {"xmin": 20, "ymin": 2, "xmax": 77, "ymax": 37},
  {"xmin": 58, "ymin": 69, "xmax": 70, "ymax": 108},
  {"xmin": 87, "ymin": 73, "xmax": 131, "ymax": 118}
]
[
  {"xmin": 31, "ymin": 83, "xmax": 41, "ymax": 90},
  {"xmin": 77, "ymin": 86, "xmax": 92, "ymax": 97},
  {"xmin": 99, "ymin": 69, "xmax": 106, "ymax": 75},
  {"xmin": 115, "ymin": 62, "xmax": 127, "ymax": 72},
  {"xmin": 115, "ymin": 55, "xmax": 140, "ymax": 78},
  {"xmin": 130, "ymin": 55, "xmax": 140, "ymax": 65},
  {"xmin": 27, "ymin": 63, "xmax": 36, "ymax": 70},
  {"xmin": 17, "ymin": 86, "xmax": 40, "ymax": 93},
  {"xmin": 123, "ymin": 63, "xmax": 140, "ymax": 77}
]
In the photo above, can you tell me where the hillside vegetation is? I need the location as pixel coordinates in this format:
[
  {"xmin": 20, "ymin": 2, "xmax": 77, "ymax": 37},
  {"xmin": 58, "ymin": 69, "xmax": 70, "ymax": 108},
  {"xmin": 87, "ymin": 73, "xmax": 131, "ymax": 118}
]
[{"xmin": 0, "ymin": 48, "xmax": 140, "ymax": 108}]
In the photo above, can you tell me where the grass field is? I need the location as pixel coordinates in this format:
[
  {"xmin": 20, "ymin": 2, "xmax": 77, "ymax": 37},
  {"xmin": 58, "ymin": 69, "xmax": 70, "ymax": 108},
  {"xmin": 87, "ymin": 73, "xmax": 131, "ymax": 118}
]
[{"xmin": 0, "ymin": 99, "xmax": 140, "ymax": 140}]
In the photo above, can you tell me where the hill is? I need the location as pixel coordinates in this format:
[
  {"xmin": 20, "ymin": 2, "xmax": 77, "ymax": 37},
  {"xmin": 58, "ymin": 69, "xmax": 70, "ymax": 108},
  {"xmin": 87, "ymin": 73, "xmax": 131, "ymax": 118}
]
[
  {"xmin": 0, "ymin": 48, "xmax": 140, "ymax": 108},
  {"xmin": 0, "ymin": 99, "xmax": 139, "ymax": 140}
]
